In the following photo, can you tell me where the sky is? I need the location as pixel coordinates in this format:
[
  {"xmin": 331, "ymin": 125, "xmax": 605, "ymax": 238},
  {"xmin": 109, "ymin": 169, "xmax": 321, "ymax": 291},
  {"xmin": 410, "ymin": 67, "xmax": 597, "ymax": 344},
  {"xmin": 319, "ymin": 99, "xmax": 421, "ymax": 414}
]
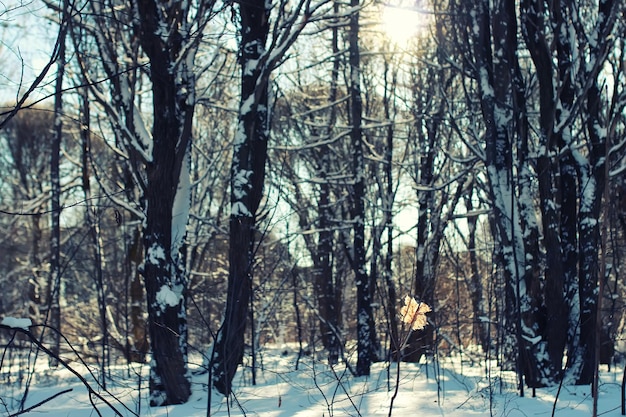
[{"xmin": 0, "ymin": 0, "xmax": 58, "ymax": 109}]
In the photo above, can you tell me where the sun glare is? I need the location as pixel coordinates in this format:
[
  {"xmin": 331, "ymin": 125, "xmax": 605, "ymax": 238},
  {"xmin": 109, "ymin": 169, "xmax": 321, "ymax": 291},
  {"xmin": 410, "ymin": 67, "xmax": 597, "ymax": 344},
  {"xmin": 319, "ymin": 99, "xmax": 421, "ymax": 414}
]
[{"xmin": 380, "ymin": 4, "xmax": 426, "ymax": 46}]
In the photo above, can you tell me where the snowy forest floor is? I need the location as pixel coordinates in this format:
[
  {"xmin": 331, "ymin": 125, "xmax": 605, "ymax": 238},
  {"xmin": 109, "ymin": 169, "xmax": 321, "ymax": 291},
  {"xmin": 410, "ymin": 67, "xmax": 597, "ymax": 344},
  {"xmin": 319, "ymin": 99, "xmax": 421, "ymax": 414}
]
[{"xmin": 1, "ymin": 345, "xmax": 625, "ymax": 416}]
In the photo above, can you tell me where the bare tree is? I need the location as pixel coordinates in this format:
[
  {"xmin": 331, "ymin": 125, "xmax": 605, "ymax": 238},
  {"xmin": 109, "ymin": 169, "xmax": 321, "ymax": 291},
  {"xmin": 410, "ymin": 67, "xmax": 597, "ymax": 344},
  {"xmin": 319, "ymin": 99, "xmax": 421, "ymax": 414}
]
[
  {"xmin": 210, "ymin": 0, "xmax": 331, "ymax": 395},
  {"xmin": 71, "ymin": 0, "xmax": 215, "ymax": 404}
]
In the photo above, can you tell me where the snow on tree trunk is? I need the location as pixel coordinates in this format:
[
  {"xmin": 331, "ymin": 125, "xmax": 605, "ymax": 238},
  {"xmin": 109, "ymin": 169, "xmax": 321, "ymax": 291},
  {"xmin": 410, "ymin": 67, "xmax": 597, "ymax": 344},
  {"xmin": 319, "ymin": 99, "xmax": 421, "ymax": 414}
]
[
  {"xmin": 573, "ymin": 78, "xmax": 607, "ymax": 384},
  {"xmin": 210, "ymin": 0, "xmax": 271, "ymax": 395}
]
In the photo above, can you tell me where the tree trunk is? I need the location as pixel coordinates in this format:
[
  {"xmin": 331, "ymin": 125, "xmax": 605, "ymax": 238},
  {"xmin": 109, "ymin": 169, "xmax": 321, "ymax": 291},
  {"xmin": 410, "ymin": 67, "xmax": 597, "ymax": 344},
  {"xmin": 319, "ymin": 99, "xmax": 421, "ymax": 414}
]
[
  {"xmin": 315, "ymin": 180, "xmax": 341, "ymax": 364},
  {"xmin": 47, "ymin": 8, "xmax": 67, "ymax": 366},
  {"xmin": 575, "ymin": 78, "xmax": 607, "ymax": 385},
  {"xmin": 465, "ymin": 195, "xmax": 489, "ymax": 352},
  {"xmin": 348, "ymin": 0, "xmax": 375, "ymax": 377},
  {"xmin": 135, "ymin": 0, "xmax": 196, "ymax": 405},
  {"xmin": 80, "ymin": 85, "xmax": 109, "ymax": 383},
  {"xmin": 471, "ymin": 0, "xmax": 550, "ymax": 388},
  {"xmin": 316, "ymin": 3, "xmax": 343, "ymax": 364},
  {"xmin": 127, "ymin": 227, "xmax": 149, "ymax": 363},
  {"xmin": 211, "ymin": 0, "xmax": 271, "ymax": 395}
]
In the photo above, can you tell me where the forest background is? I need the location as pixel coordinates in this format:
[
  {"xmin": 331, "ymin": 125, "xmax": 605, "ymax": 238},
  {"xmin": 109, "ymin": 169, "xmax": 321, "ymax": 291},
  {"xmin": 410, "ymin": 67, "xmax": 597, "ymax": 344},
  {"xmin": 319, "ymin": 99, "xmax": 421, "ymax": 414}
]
[{"xmin": 0, "ymin": 0, "xmax": 625, "ymax": 410}]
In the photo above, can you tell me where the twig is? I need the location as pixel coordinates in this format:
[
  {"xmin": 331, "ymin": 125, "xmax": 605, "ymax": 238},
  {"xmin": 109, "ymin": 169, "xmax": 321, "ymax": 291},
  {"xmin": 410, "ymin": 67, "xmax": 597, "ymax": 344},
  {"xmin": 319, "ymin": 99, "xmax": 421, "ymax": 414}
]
[
  {"xmin": 8, "ymin": 389, "xmax": 73, "ymax": 417},
  {"xmin": 387, "ymin": 360, "xmax": 401, "ymax": 417},
  {"xmin": 329, "ymin": 363, "xmax": 362, "ymax": 417}
]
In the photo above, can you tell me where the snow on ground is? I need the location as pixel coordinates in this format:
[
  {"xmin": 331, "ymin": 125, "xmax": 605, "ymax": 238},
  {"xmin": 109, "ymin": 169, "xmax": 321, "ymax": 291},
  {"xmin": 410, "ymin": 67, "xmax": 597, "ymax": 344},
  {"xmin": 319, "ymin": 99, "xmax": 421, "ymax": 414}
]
[{"xmin": 1, "ymin": 346, "xmax": 625, "ymax": 416}]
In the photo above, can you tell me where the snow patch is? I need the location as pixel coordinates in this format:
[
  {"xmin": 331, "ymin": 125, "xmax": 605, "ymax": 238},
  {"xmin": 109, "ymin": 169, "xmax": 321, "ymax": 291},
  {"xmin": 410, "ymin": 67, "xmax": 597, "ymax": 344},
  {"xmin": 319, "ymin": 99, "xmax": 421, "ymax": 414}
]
[
  {"xmin": 156, "ymin": 285, "xmax": 181, "ymax": 308},
  {"xmin": 233, "ymin": 169, "xmax": 252, "ymax": 199},
  {"xmin": 522, "ymin": 334, "xmax": 542, "ymax": 345},
  {"xmin": 172, "ymin": 148, "xmax": 191, "ymax": 257},
  {"xmin": 232, "ymin": 201, "xmax": 252, "ymax": 217},
  {"xmin": 147, "ymin": 243, "xmax": 166, "ymax": 265},
  {"xmin": 240, "ymin": 95, "xmax": 255, "ymax": 119}
]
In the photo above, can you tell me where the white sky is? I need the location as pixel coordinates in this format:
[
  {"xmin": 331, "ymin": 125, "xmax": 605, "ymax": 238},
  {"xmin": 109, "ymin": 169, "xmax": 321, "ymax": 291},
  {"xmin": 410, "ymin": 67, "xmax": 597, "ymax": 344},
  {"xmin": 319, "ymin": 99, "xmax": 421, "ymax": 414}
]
[{"xmin": 0, "ymin": 0, "xmax": 58, "ymax": 107}]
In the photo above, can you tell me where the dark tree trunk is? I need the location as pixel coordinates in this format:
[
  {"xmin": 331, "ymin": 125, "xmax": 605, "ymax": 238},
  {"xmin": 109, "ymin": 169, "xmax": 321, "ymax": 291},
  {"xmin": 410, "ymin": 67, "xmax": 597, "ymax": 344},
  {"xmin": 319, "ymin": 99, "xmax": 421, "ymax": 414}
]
[
  {"xmin": 576, "ymin": 79, "xmax": 607, "ymax": 385},
  {"xmin": 210, "ymin": 0, "xmax": 271, "ymax": 395},
  {"xmin": 47, "ymin": 9, "xmax": 67, "ymax": 366},
  {"xmin": 348, "ymin": 0, "xmax": 375, "ymax": 377},
  {"xmin": 382, "ymin": 73, "xmax": 399, "ymax": 361},
  {"xmin": 520, "ymin": 0, "xmax": 617, "ymax": 385},
  {"xmin": 27, "ymin": 215, "xmax": 43, "ymax": 322},
  {"xmin": 316, "ymin": 181, "xmax": 341, "ymax": 364},
  {"xmin": 465, "ymin": 195, "xmax": 489, "ymax": 352},
  {"xmin": 135, "ymin": 0, "xmax": 196, "ymax": 405},
  {"xmin": 316, "ymin": 3, "xmax": 343, "ymax": 364},
  {"xmin": 574, "ymin": 0, "xmax": 618, "ymax": 383},
  {"xmin": 402, "ymin": 98, "xmax": 438, "ymax": 363}
]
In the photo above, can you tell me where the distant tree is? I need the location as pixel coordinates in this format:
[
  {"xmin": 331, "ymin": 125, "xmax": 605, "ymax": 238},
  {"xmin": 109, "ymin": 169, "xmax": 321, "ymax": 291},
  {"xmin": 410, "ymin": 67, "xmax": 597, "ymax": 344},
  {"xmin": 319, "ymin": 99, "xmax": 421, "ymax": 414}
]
[
  {"xmin": 269, "ymin": 8, "xmax": 347, "ymax": 364},
  {"xmin": 0, "ymin": 108, "xmax": 53, "ymax": 323},
  {"xmin": 271, "ymin": 83, "xmax": 347, "ymax": 365},
  {"xmin": 186, "ymin": 58, "xmax": 238, "ymax": 347},
  {"xmin": 402, "ymin": 47, "xmax": 469, "ymax": 362}
]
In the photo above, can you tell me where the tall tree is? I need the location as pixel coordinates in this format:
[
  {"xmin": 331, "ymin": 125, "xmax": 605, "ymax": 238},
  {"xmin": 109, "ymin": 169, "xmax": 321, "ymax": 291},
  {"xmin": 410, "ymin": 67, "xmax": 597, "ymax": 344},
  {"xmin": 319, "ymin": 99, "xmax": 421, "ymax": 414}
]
[
  {"xmin": 210, "ymin": 0, "xmax": 272, "ymax": 395},
  {"xmin": 47, "ymin": 0, "xmax": 69, "ymax": 366},
  {"xmin": 448, "ymin": 0, "xmax": 556, "ymax": 388},
  {"xmin": 443, "ymin": 0, "xmax": 623, "ymax": 388},
  {"xmin": 211, "ymin": 0, "xmax": 330, "ymax": 394},
  {"xmin": 71, "ymin": 0, "xmax": 216, "ymax": 403},
  {"xmin": 519, "ymin": 0, "xmax": 621, "ymax": 385},
  {"xmin": 133, "ymin": 0, "xmax": 202, "ymax": 405},
  {"xmin": 347, "ymin": 0, "xmax": 376, "ymax": 377}
]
